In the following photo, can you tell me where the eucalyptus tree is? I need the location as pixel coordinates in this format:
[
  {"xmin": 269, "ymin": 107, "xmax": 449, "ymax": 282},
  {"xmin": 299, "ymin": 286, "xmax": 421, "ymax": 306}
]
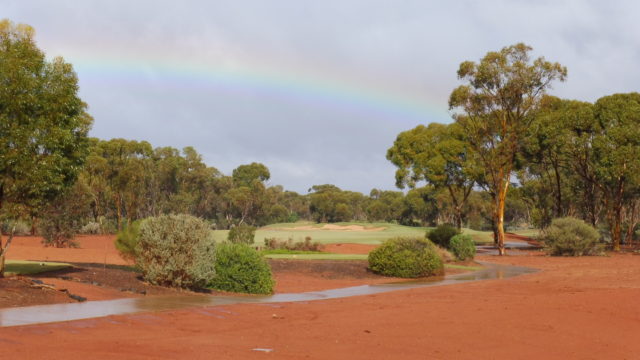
[
  {"xmin": 591, "ymin": 93, "xmax": 640, "ymax": 250},
  {"xmin": 448, "ymin": 43, "xmax": 566, "ymax": 254},
  {"xmin": 0, "ymin": 20, "xmax": 92, "ymax": 274},
  {"xmin": 387, "ymin": 122, "xmax": 477, "ymax": 229}
]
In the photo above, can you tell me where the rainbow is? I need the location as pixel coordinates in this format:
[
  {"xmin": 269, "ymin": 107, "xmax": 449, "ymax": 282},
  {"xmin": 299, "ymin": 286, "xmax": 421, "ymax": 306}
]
[{"xmin": 67, "ymin": 52, "xmax": 450, "ymax": 124}]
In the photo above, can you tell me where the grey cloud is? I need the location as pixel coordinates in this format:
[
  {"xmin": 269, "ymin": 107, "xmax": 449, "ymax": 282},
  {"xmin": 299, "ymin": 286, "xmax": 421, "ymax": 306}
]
[{"xmin": 3, "ymin": 0, "xmax": 640, "ymax": 193}]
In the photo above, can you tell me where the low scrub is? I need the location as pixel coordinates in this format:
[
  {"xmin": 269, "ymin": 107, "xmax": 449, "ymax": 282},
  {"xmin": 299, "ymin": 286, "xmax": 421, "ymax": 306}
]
[
  {"xmin": 210, "ymin": 243, "xmax": 274, "ymax": 294},
  {"xmin": 79, "ymin": 222, "xmax": 101, "ymax": 235},
  {"xmin": 542, "ymin": 217, "xmax": 603, "ymax": 256},
  {"xmin": 115, "ymin": 220, "xmax": 142, "ymax": 261},
  {"xmin": 2, "ymin": 220, "xmax": 31, "ymax": 236},
  {"xmin": 368, "ymin": 237, "xmax": 443, "ymax": 278},
  {"xmin": 136, "ymin": 214, "xmax": 216, "ymax": 289},
  {"xmin": 427, "ymin": 224, "xmax": 460, "ymax": 248},
  {"xmin": 227, "ymin": 224, "xmax": 256, "ymax": 245},
  {"xmin": 263, "ymin": 236, "xmax": 321, "ymax": 252},
  {"xmin": 449, "ymin": 234, "xmax": 476, "ymax": 261}
]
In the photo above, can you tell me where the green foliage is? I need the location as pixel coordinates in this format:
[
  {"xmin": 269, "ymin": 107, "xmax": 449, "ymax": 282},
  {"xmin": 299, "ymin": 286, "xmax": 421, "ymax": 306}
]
[
  {"xmin": 227, "ymin": 223, "xmax": 256, "ymax": 245},
  {"xmin": 0, "ymin": 19, "xmax": 92, "ymax": 218},
  {"xmin": 427, "ymin": 224, "xmax": 460, "ymax": 248},
  {"xmin": 135, "ymin": 214, "xmax": 216, "ymax": 289},
  {"xmin": 115, "ymin": 220, "xmax": 142, "ymax": 261},
  {"xmin": 232, "ymin": 162, "xmax": 270, "ymax": 187},
  {"xmin": 38, "ymin": 181, "xmax": 92, "ymax": 248},
  {"xmin": 1, "ymin": 220, "xmax": 31, "ymax": 236},
  {"xmin": 210, "ymin": 242, "xmax": 274, "ymax": 294},
  {"xmin": 368, "ymin": 237, "xmax": 443, "ymax": 278},
  {"xmin": 449, "ymin": 234, "xmax": 476, "ymax": 261},
  {"xmin": 387, "ymin": 122, "xmax": 477, "ymax": 228},
  {"xmin": 542, "ymin": 217, "xmax": 603, "ymax": 256}
]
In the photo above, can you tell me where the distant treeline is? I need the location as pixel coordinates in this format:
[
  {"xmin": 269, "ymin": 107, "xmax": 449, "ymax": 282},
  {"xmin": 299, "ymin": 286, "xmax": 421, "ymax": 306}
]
[{"xmin": 27, "ymin": 137, "xmax": 503, "ymax": 234}]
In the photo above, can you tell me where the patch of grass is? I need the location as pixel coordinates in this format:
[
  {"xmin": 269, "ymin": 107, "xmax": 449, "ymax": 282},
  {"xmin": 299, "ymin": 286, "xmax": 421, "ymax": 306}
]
[
  {"xmin": 4, "ymin": 260, "xmax": 72, "ymax": 276},
  {"xmin": 215, "ymin": 222, "xmax": 427, "ymax": 245},
  {"xmin": 461, "ymin": 228, "xmax": 495, "ymax": 244},
  {"xmin": 214, "ymin": 222, "xmax": 503, "ymax": 246}
]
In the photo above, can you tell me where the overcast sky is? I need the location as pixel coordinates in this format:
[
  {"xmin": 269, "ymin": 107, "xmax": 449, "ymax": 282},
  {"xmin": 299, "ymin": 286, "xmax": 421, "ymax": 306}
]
[{"xmin": 4, "ymin": 1, "xmax": 640, "ymax": 193}]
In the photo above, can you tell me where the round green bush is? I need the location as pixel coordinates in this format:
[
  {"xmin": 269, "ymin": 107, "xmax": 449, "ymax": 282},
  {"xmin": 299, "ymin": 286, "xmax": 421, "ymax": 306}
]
[
  {"xmin": 449, "ymin": 234, "xmax": 476, "ymax": 261},
  {"xmin": 543, "ymin": 217, "xmax": 603, "ymax": 256},
  {"xmin": 227, "ymin": 223, "xmax": 256, "ymax": 245},
  {"xmin": 427, "ymin": 224, "xmax": 460, "ymax": 248},
  {"xmin": 136, "ymin": 214, "xmax": 216, "ymax": 289},
  {"xmin": 210, "ymin": 243, "xmax": 274, "ymax": 294},
  {"xmin": 368, "ymin": 237, "xmax": 444, "ymax": 278}
]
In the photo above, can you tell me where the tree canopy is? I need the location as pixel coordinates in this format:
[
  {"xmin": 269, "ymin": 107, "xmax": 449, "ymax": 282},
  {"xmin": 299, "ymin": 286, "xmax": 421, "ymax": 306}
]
[{"xmin": 0, "ymin": 19, "xmax": 92, "ymax": 274}]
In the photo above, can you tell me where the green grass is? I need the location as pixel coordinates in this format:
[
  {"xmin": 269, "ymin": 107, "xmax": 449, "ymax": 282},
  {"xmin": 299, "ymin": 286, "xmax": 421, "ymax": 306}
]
[
  {"xmin": 214, "ymin": 222, "xmax": 427, "ymax": 245},
  {"xmin": 460, "ymin": 228, "xmax": 495, "ymax": 244},
  {"xmin": 509, "ymin": 228, "xmax": 540, "ymax": 238},
  {"xmin": 4, "ymin": 260, "xmax": 72, "ymax": 276},
  {"xmin": 213, "ymin": 222, "xmax": 525, "ymax": 246}
]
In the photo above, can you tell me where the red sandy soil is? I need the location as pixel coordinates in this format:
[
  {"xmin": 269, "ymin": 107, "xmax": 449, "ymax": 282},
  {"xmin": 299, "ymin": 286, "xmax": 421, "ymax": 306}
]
[
  {"xmin": 1, "ymin": 252, "xmax": 639, "ymax": 359},
  {"xmin": 6, "ymin": 235, "xmax": 128, "ymax": 265},
  {"xmin": 321, "ymin": 243, "xmax": 377, "ymax": 254}
]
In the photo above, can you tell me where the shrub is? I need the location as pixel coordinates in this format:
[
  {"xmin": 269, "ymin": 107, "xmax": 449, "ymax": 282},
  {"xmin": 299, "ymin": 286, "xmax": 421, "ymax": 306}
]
[
  {"xmin": 2, "ymin": 220, "xmax": 31, "ymax": 236},
  {"xmin": 449, "ymin": 234, "xmax": 476, "ymax": 261},
  {"xmin": 433, "ymin": 245, "xmax": 455, "ymax": 263},
  {"xmin": 136, "ymin": 214, "xmax": 216, "ymax": 289},
  {"xmin": 368, "ymin": 237, "xmax": 443, "ymax": 278},
  {"xmin": 210, "ymin": 243, "xmax": 274, "ymax": 294},
  {"xmin": 80, "ymin": 222, "xmax": 101, "ymax": 234},
  {"xmin": 115, "ymin": 220, "xmax": 142, "ymax": 261},
  {"xmin": 542, "ymin": 217, "xmax": 603, "ymax": 256},
  {"xmin": 263, "ymin": 236, "xmax": 321, "ymax": 252},
  {"xmin": 38, "ymin": 181, "xmax": 92, "ymax": 247},
  {"xmin": 227, "ymin": 223, "xmax": 256, "ymax": 245},
  {"xmin": 427, "ymin": 224, "xmax": 460, "ymax": 248}
]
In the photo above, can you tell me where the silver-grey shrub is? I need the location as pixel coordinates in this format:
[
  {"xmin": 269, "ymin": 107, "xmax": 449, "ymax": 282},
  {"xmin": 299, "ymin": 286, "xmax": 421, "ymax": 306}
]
[
  {"xmin": 542, "ymin": 217, "xmax": 603, "ymax": 256},
  {"xmin": 136, "ymin": 214, "xmax": 216, "ymax": 289}
]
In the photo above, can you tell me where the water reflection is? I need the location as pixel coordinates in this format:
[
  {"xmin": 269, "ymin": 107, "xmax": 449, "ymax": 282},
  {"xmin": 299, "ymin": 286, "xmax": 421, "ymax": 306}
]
[{"xmin": 0, "ymin": 263, "xmax": 536, "ymax": 328}]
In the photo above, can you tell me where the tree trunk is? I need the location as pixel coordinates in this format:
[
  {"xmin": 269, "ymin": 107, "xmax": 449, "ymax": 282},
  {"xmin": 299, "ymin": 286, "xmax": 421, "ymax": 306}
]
[
  {"xmin": 454, "ymin": 208, "xmax": 463, "ymax": 230},
  {"xmin": 0, "ymin": 228, "xmax": 15, "ymax": 278},
  {"xmin": 496, "ymin": 179, "xmax": 510, "ymax": 256},
  {"xmin": 0, "ymin": 254, "xmax": 5, "ymax": 278},
  {"xmin": 553, "ymin": 161, "xmax": 563, "ymax": 217},
  {"xmin": 626, "ymin": 201, "xmax": 638, "ymax": 247},
  {"xmin": 491, "ymin": 216, "xmax": 498, "ymax": 245},
  {"xmin": 0, "ymin": 231, "xmax": 4, "ymax": 278},
  {"xmin": 115, "ymin": 194, "xmax": 123, "ymax": 231}
]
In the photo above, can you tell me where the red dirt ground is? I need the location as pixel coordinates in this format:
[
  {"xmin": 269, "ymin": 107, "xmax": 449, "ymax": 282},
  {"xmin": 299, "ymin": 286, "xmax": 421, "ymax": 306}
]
[
  {"xmin": 7, "ymin": 235, "xmax": 129, "ymax": 265},
  {"xmin": 2, "ymin": 236, "xmax": 640, "ymax": 359}
]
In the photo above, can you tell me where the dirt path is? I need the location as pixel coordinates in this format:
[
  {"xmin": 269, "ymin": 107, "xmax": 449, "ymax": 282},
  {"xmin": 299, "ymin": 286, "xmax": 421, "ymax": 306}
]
[{"xmin": 1, "ymin": 253, "xmax": 639, "ymax": 359}]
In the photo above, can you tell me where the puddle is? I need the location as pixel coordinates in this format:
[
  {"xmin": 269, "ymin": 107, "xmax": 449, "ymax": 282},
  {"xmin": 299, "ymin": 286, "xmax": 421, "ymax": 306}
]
[
  {"xmin": 476, "ymin": 242, "xmax": 542, "ymax": 255},
  {"xmin": 0, "ymin": 263, "xmax": 536, "ymax": 327}
]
